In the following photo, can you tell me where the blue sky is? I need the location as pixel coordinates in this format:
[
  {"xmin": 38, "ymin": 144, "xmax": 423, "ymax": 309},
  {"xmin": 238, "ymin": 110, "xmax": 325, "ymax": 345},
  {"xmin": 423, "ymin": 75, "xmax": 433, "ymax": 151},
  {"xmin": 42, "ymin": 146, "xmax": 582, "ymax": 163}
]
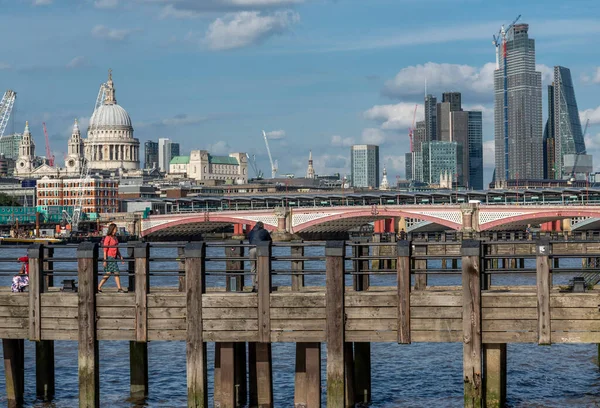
[{"xmin": 1, "ymin": 0, "xmax": 599, "ymax": 185}]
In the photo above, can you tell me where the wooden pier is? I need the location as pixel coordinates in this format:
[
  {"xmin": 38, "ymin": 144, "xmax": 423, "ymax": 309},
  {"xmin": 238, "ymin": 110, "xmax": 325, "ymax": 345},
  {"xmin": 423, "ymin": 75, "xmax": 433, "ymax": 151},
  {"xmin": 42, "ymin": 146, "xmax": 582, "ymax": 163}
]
[{"xmin": 2, "ymin": 238, "xmax": 600, "ymax": 407}]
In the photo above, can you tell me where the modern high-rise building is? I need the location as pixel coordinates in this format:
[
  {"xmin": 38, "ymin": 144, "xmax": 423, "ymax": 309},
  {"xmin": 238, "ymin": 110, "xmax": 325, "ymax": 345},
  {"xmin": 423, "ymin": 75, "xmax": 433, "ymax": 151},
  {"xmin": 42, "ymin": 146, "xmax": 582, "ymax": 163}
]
[
  {"xmin": 442, "ymin": 92, "xmax": 462, "ymax": 112},
  {"xmin": 404, "ymin": 152, "xmax": 413, "ymax": 180},
  {"xmin": 422, "ymin": 141, "xmax": 461, "ymax": 185},
  {"xmin": 494, "ymin": 23, "xmax": 543, "ymax": 183},
  {"xmin": 425, "ymin": 95, "xmax": 437, "ymax": 142},
  {"xmin": 0, "ymin": 133, "xmax": 23, "ymax": 160},
  {"xmin": 350, "ymin": 145, "xmax": 379, "ymax": 188},
  {"xmin": 545, "ymin": 66, "xmax": 587, "ymax": 179},
  {"xmin": 468, "ymin": 111, "xmax": 483, "ymax": 190},
  {"xmin": 450, "ymin": 110, "xmax": 470, "ymax": 186},
  {"xmin": 158, "ymin": 138, "xmax": 173, "ymax": 173},
  {"xmin": 412, "ymin": 121, "xmax": 427, "ymax": 182},
  {"xmin": 144, "ymin": 141, "xmax": 159, "ymax": 169},
  {"xmin": 170, "ymin": 142, "xmax": 180, "ymax": 159}
]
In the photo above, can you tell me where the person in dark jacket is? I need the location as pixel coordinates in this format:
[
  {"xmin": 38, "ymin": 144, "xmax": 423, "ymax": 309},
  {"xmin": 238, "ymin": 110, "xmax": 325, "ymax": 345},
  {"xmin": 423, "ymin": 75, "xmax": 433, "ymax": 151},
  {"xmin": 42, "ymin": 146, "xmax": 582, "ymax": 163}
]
[{"xmin": 248, "ymin": 222, "xmax": 272, "ymax": 290}]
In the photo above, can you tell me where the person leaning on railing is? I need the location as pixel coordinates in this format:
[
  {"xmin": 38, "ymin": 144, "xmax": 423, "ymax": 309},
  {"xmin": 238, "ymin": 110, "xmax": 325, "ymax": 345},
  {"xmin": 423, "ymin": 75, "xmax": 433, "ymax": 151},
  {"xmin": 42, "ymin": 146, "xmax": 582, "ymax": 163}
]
[{"xmin": 248, "ymin": 221, "xmax": 272, "ymax": 292}]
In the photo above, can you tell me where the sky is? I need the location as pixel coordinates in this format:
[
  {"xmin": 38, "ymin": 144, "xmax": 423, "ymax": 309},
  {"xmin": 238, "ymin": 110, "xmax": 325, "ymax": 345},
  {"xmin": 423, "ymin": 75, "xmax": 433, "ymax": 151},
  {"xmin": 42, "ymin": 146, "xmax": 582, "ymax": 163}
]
[{"xmin": 0, "ymin": 0, "xmax": 599, "ymax": 186}]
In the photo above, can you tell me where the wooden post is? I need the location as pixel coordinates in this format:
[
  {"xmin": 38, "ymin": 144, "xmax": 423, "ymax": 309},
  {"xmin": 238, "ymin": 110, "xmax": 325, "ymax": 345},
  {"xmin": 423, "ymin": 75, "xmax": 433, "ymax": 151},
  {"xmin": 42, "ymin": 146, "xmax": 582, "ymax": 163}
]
[
  {"xmin": 225, "ymin": 241, "xmax": 247, "ymax": 406},
  {"xmin": 43, "ymin": 246, "xmax": 54, "ymax": 291},
  {"xmin": 326, "ymin": 241, "xmax": 345, "ymax": 407},
  {"xmin": 257, "ymin": 241, "xmax": 272, "ymax": 343},
  {"xmin": 295, "ymin": 342, "xmax": 308, "ymax": 407},
  {"xmin": 305, "ymin": 343, "xmax": 321, "ymax": 408},
  {"xmin": 131, "ymin": 242, "xmax": 149, "ymax": 399},
  {"xmin": 536, "ymin": 240, "xmax": 551, "ymax": 345},
  {"xmin": 28, "ymin": 244, "xmax": 43, "ymax": 342},
  {"xmin": 291, "ymin": 242, "xmax": 305, "ymax": 292},
  {"xmin": 352, "ymin": 239, "xmax": 370, "ymax": 404},
  {"xmin": 3, "ymin": 339, "xmax": 24, "ymax": 408},
  {"xmin": 344, "ymin": 344, "xmax": 355, "ymax": 408},
  {"xmin": 178, "ymin": 246, "xmax": 185, "ymax": 292},
  {"xmin": 220, "ymin": 343, "xmax": 236, "ymax": 408},
  {"xmin": 462, "ymin": 240, "xmax": 482, "ymax": 408},
  {"xmin": 414, "ymin": 244, "xmax": 427, "ymax": 290},
  {"xmin": 126, "ymin": 242, "xmax": 137, "ymax": 293},
  {"xmin": 30, "ymin": 245, "xmax": 55, "ymax": 401},
  {"xmin": 248, "ymin": 343, "xmax": 258, "ymax": 407},
  {"xmin": 483, "ymin": 344, "xmax": 506, "ymax": 408},
  {"xmin": 185, "ymin": 242, "xmax": 208, "ymax": 408},
  {"xmin": 77, "ymin": 242, "xmax": 99, "ymax": 408},
  {"xmin": 397, "ymin": 240, "xmax": 411, "ymax": 344},
  {"xmin": 255, "ymin": 240, "xmax": 273, "ymax": 407}
]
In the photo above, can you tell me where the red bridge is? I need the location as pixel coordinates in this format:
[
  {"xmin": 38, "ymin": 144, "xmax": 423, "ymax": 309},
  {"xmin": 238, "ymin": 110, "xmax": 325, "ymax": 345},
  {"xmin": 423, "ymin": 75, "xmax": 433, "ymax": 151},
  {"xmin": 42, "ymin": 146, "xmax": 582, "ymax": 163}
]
[{"xmin": 139, "ymin": 203, "xmax": 600, "ymax": 238}]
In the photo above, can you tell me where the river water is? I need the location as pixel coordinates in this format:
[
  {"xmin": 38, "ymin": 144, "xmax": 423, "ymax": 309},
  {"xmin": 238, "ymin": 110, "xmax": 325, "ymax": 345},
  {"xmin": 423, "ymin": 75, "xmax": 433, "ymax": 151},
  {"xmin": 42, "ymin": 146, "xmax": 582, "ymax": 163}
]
[{"xmin": 0, "ymin": 244, "xmax": 599, "ymax": 407}]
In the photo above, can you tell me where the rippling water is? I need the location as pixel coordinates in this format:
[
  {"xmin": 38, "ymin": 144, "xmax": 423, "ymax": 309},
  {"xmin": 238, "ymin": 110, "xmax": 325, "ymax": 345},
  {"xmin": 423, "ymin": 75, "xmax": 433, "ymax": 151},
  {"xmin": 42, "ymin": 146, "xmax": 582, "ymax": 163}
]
[{"xmin": 0, "ymin": 244, "xmax": 599, "ymax": 407}]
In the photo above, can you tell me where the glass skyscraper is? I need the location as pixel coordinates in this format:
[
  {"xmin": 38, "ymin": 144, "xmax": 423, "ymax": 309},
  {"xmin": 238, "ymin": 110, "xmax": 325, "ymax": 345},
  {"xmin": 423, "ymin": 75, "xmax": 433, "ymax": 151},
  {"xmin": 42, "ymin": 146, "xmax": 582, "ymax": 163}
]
[
  {"xmin": 494, "ymin": 23, "xmax": 543, "ymax": 183},
  {"xmin": 350, "ymin": 145, "xmax": 379, "ymax": 188},
  {"xmin": 144, "ymin": 140, "xmax": 158, "ymax": 169},
  {"xmin": 546, "ymin": 66, "xmax": 586, "ymax": 179},
  {"xmin": 422, "ymin": 141, "xmax": 461, "ymax": 185},
  {"xmin": 468, "ymin": 111, "xmax": 483, "ymax": 190}
]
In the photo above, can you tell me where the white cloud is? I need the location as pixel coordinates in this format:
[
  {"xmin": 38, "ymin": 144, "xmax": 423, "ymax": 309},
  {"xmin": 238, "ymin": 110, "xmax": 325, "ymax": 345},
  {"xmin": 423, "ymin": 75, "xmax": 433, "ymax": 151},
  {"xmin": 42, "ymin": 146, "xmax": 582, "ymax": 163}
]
[
  {"xmin": 330, "ymin": 135, "xmax": 355, "ymax": 147},
  {"xmin": 536, "ymin": 64, "xmax": 553, "ymax": 85},
  {"xmin": 94, "ymin": 0, "xmax": 119, "ymax": 8},
  {"xmin": 0, "ymin": 62, "xmax": 11, "ymax": 70},
  {"xmin": 208, "ymin": 140, "xmax": 232, "ymax": 155},
  {"xmin": 160, "ymin": 5, "xmax": 203, "ymax": 19},
  {"xmin": 462, "ymin": 104, "xmax": 494, "ymax": 125},
  {"xmin": 33, "ymin": 0, "xmax": 52, "ymax": 5},
  {"xmin": 205, "ymin": 10, "xmax": 299, "ymax": 50},
  {"xmin": 383, "ymin": 62, "xmax": 496, "ymax": 100},
  {"xmin": 66, "ymin": 56, "xmax": 88, "ymax": 69},
  {"xmin": 137, "ymin": 114, "xmax": 211, "ymax": 128},
  {"xmin": 364, "ymin": 102, "xmax": 422, "ymax": 130},
  {"xmin": 91, "ymin": 25, "xmax": 140, "ymax": 42},
  {"xmin": 291, "ymin": 152, "xmax": 349, "ymax": 176},
  {"xmin": 582, "ymin": 67, "xmax": 600, "ymax": 84},
  {"xmin": 265, "ymin": 130, "xmax": 285, "ymax": 140},
  {"xmin": 361, "ymin": 128, "xmax": 387, "ymax": 145},
  {"xmin": 482, "ymin": 140, "xmax": 495, "ymax": 169},
  {"xmin": 580, "ymin": 106, "xmax": 600, "ymax": 126}
]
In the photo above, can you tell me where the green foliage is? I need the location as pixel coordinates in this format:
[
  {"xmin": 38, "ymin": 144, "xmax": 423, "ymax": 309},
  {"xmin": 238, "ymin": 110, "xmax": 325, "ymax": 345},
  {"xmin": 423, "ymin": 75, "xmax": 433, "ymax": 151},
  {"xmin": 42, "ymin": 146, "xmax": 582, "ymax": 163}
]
[{"xmin": 0, "ymin": 193, "xmax": 20, "ymax": 207}]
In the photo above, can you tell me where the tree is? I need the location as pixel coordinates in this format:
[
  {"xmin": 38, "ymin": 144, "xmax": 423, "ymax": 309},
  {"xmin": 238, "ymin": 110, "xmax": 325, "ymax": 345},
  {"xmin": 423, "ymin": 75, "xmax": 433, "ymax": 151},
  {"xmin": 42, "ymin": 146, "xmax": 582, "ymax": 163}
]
[{"xmin": 0, "ymin": 193, "xmax": 20, "ymax": 207}]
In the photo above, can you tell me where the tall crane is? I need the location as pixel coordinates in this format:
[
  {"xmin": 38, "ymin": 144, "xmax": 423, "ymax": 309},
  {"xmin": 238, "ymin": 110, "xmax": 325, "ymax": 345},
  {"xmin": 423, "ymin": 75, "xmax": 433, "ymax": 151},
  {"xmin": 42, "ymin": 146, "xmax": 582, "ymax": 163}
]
[
  {"xmin": 408, "ymin": 104, "xmax": 418, "ymax": 152},
  {"xmin": 262, "ymin": 130, "xmax": 278, "ymax": 179},
  {"xmin": 0, "ymin": 90, "xmax": 17, "ymax": 140},
  {"xmin": 493, "ymin": 14, "xmax": 521, "ymax": 182},
  {"xmin": 42, "ymin": 122, "xmax": 55, "ymax": 167}
]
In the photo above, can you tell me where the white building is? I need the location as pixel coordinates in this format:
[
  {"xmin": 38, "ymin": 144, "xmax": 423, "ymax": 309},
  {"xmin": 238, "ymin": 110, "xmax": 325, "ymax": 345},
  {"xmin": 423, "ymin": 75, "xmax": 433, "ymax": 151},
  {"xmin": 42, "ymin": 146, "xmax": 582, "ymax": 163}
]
[
  {"xmin": 158, "ymin": 138, "xmax": 173, "ymax": 173},
  {"xmin": 169, "ymin": 150, "xmax": 248, "ymax": 184}
]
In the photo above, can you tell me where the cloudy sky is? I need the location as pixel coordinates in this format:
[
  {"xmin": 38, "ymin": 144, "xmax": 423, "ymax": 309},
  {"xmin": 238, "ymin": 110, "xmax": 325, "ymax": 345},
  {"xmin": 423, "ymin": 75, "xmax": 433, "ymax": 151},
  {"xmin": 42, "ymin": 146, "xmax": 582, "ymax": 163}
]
[{"xmin": 1, "ymin": 0, "xmax": 599, "ymax": 186}]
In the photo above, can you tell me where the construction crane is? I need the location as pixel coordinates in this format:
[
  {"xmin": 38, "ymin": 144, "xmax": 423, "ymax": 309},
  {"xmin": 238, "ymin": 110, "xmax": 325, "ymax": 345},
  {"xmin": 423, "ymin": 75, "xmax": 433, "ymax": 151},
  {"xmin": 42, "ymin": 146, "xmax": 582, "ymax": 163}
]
[
  {"xmin": 262, "ymin": 130, "xmax": 278, "ymax": 179},
  {"xmin": 568, "ymin": 118, "xmax": 590, "ymax": 183},
  {"xmin": 408, "ymin": 104, "xmax": 418, "ymax": 152},
  {"xmin": 0, "ymin": 90, "xmax": 17, "ymax": 140},
  {"xmin": 246, "ymin": 153, "xmax": 264, "ymax": 179},
  {"xmin": 42, "ymin": 122, "xmax": 55, "ymax": 167},
  {"xmin": 492, "ymin": 14, "xmax": 521, "ymax": 181}
]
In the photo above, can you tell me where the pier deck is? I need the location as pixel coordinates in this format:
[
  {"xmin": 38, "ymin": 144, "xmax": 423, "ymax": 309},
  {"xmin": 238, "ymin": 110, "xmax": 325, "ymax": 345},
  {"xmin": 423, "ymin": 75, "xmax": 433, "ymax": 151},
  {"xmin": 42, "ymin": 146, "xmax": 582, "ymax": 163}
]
[{"xmin": 1, "ymin": 238, "xmax": 600, "ymax": 407}]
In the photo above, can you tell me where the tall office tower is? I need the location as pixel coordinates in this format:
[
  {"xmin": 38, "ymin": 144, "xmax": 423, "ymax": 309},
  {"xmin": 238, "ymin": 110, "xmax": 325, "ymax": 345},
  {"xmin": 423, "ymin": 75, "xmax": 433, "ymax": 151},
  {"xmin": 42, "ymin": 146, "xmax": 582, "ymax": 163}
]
[
  {"xmin": 442, "ymin": 92, "xmax": 462, "ymax": 112},
  {"xmin": 424, "ymin": 95, "xmax": 437, "ymax": 141},
  {"xmin": 422, "ymin": 141, "xmax": 461, "ymax": 185},
  {"xmin": 545, "ymin": 66, "xmax": 587, "ymax": 179},
  {"xmin": 405, "ymin": 152, "xmax": 413, "ymax": 180},
  {"xmin": 493, "ymin": 23, "xmax": 543, "ymax": 183},
  {"xmin": 467, "ymin": 111, "xmax": 483, "ymax": 190},
  {"xmin": 144, "ymin": 141, "xmax": 159, "ymax": 169},
  {"xmin": 350, "ymin": 145, "xmax": 379, "ymax": 188},
  {"xmin": 170, "ymin": 142, "xmax": 180, "ymax": 158},
  {"xmin": 158, "ymin": 138, "xmax": 173, "ymax": 173},
  {"xmin": 543, "ymin": 85, "xmax": 556, "ymax": 178},
  {"xmin": 450, "ymin": 110, "xmax": 470, "ymax": 186},
  {"xmin": 412, "ymin": 121, "xmax": 427, "ymax": 182}
]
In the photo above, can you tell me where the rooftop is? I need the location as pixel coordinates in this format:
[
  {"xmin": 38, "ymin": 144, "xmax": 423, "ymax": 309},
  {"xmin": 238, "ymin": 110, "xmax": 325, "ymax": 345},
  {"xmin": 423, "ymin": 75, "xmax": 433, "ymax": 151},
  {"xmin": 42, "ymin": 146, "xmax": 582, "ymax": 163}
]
[
  {"xmin": 209, "ymin": 155, "xmax": 238, "ymax": 165},
  {"xmin": 170, "ymin": 156, "xmax": 190, "ymax": 165}
]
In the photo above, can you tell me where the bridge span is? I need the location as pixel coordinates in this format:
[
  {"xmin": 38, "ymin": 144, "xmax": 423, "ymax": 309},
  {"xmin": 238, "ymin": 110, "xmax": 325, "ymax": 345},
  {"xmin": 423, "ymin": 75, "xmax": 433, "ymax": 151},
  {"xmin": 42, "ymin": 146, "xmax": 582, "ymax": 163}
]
[{"xmin": 139, "ymin": 203, "xmax": 600, "ymax": 238}]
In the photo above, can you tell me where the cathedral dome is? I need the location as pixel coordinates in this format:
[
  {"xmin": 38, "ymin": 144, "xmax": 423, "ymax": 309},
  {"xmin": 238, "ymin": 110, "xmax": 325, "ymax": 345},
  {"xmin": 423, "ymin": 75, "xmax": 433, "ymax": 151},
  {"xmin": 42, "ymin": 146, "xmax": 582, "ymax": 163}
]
[{"xmin": 89, "ymin": 103, "xmax": 132, "ymax": 129}]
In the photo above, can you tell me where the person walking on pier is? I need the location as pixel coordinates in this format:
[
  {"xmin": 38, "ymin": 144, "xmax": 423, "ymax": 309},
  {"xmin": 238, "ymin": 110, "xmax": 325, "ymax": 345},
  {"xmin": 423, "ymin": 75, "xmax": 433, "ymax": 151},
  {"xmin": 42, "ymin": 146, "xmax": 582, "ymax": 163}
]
[
  {"xmin": 248, "ymin": 221, "xmax": 272, "ymax": 291},
  {"xmin": 98, "ymin": 223, "xmax": 126, "ymax": 293}
]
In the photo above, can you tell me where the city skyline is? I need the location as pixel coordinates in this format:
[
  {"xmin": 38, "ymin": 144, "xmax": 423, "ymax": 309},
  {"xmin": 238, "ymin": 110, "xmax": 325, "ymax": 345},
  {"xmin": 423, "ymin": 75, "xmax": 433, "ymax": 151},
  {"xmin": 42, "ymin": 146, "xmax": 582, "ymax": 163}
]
[{"xmin": 0, "ymin": 1, "xmax": 599, "ymax": 186}]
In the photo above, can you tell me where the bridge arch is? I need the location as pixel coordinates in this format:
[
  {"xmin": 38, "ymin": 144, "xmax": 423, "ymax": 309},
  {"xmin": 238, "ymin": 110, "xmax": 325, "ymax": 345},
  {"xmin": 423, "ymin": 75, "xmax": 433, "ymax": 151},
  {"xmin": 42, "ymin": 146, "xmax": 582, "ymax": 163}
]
[
  {"xmin": 142, "ymin": 214, "xmax": 277, "ymax": 237},
  {"xmin": 480, "ymin": 209, "xmax": 600, "ymax": 231},
  {"xmin": 294, "ymin": 208, "xmax": 462, "ymax": 233}
]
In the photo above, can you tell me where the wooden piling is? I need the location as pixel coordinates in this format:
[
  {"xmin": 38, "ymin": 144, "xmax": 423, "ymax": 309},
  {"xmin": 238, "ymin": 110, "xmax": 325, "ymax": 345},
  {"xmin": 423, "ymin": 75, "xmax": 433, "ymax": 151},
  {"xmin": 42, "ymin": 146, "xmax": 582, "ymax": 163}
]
[
  {"xmin": 326, "ymin": 241, "xmax": 345, "ymax": 407},
  {"xmin": 462, "ymin": 240, "xmax": 482, "ymax": 408},
  {"xmin": 291, "ymin": 242, "xmax": 305, "ymax": 291},
  {"xmin": 43, "ymin": 246, "xmax": 54, "ymax": 291},
  {"xmin": 3, "ymin": 339, "xmax": 24, "ymax": 408},
  {"xmin": 248, "ymin": 343, "xmax": 258, "ymax": 407},
  {"xmin": 483, "ymin": 344, "xmax": 506, "ymax": 408},
  {"xmin": 352, "ymin": 239, "xmax": 371, "ymax": 404},
  {"xmin": 397, "ymin": 240, "xmax": 411, "ymax": 344},
  {"xmin": 536, "ymin": 240, "xmax": 551, "ymax": 345},
  {"xmin": 77, "ymin": 242, "xmax": 99, "ymax": 408},
  {"xmin": 220, "ymin": 342, "xmax": 236, "ymax": 408},
  {"xmin": 255, "ymin": 343, "xmax": 273, "ymax": 407},
  {"xmin": 130, "ymin": 243, "xmax": 149, "ymax": 399},
  {"xmin": 344, "ymin": 344, "xmax": 355, "ymax": 407},
  {"xmin": 295, "ymin": 342, "xmax": 308, "ymax": 407},
  {"xmin": 185, "ymin": 242, "xmax": 208, "ymax": 408},
  {"xmin": 130, "ymin": 342, "xmax": 148, "ymax": 400},
  {"xmin": 414, "ymin": 244, "xmax": 427, "ymax": 290},
  {"xmin": 29, "ymin": 244, "xmax": 43, "ymax": 342}
]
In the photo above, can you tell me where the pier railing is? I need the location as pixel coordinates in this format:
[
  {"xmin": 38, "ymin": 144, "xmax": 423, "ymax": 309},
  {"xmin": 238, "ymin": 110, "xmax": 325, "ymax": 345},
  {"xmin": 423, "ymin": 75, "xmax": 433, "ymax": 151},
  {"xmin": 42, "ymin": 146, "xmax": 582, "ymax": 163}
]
[{"xmin": 1, "ymin": 239, "xmax": 600, "ymax": 407}]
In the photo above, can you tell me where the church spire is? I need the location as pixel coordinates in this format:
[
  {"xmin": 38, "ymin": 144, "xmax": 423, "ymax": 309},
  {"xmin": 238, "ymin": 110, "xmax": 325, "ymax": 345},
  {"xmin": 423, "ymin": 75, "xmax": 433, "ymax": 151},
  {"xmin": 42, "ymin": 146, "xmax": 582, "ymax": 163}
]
[
  {"xmin": 380, "ymin": 165, "xmax": 389, "ymax": 190},
  {"xmin": 306, "ymin": 150, "xmax": 315, "ymax": 179},
  {"xmin": 24, "ymin": 121, "xmax": 30, "ymax": 135},
  {"xmin": 104, "ymin": 68, "xmax": 116, "ymax": 105},
  {"xmin": 73, "ymin": 118, "xmax": 80, "ymax": 134}
]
